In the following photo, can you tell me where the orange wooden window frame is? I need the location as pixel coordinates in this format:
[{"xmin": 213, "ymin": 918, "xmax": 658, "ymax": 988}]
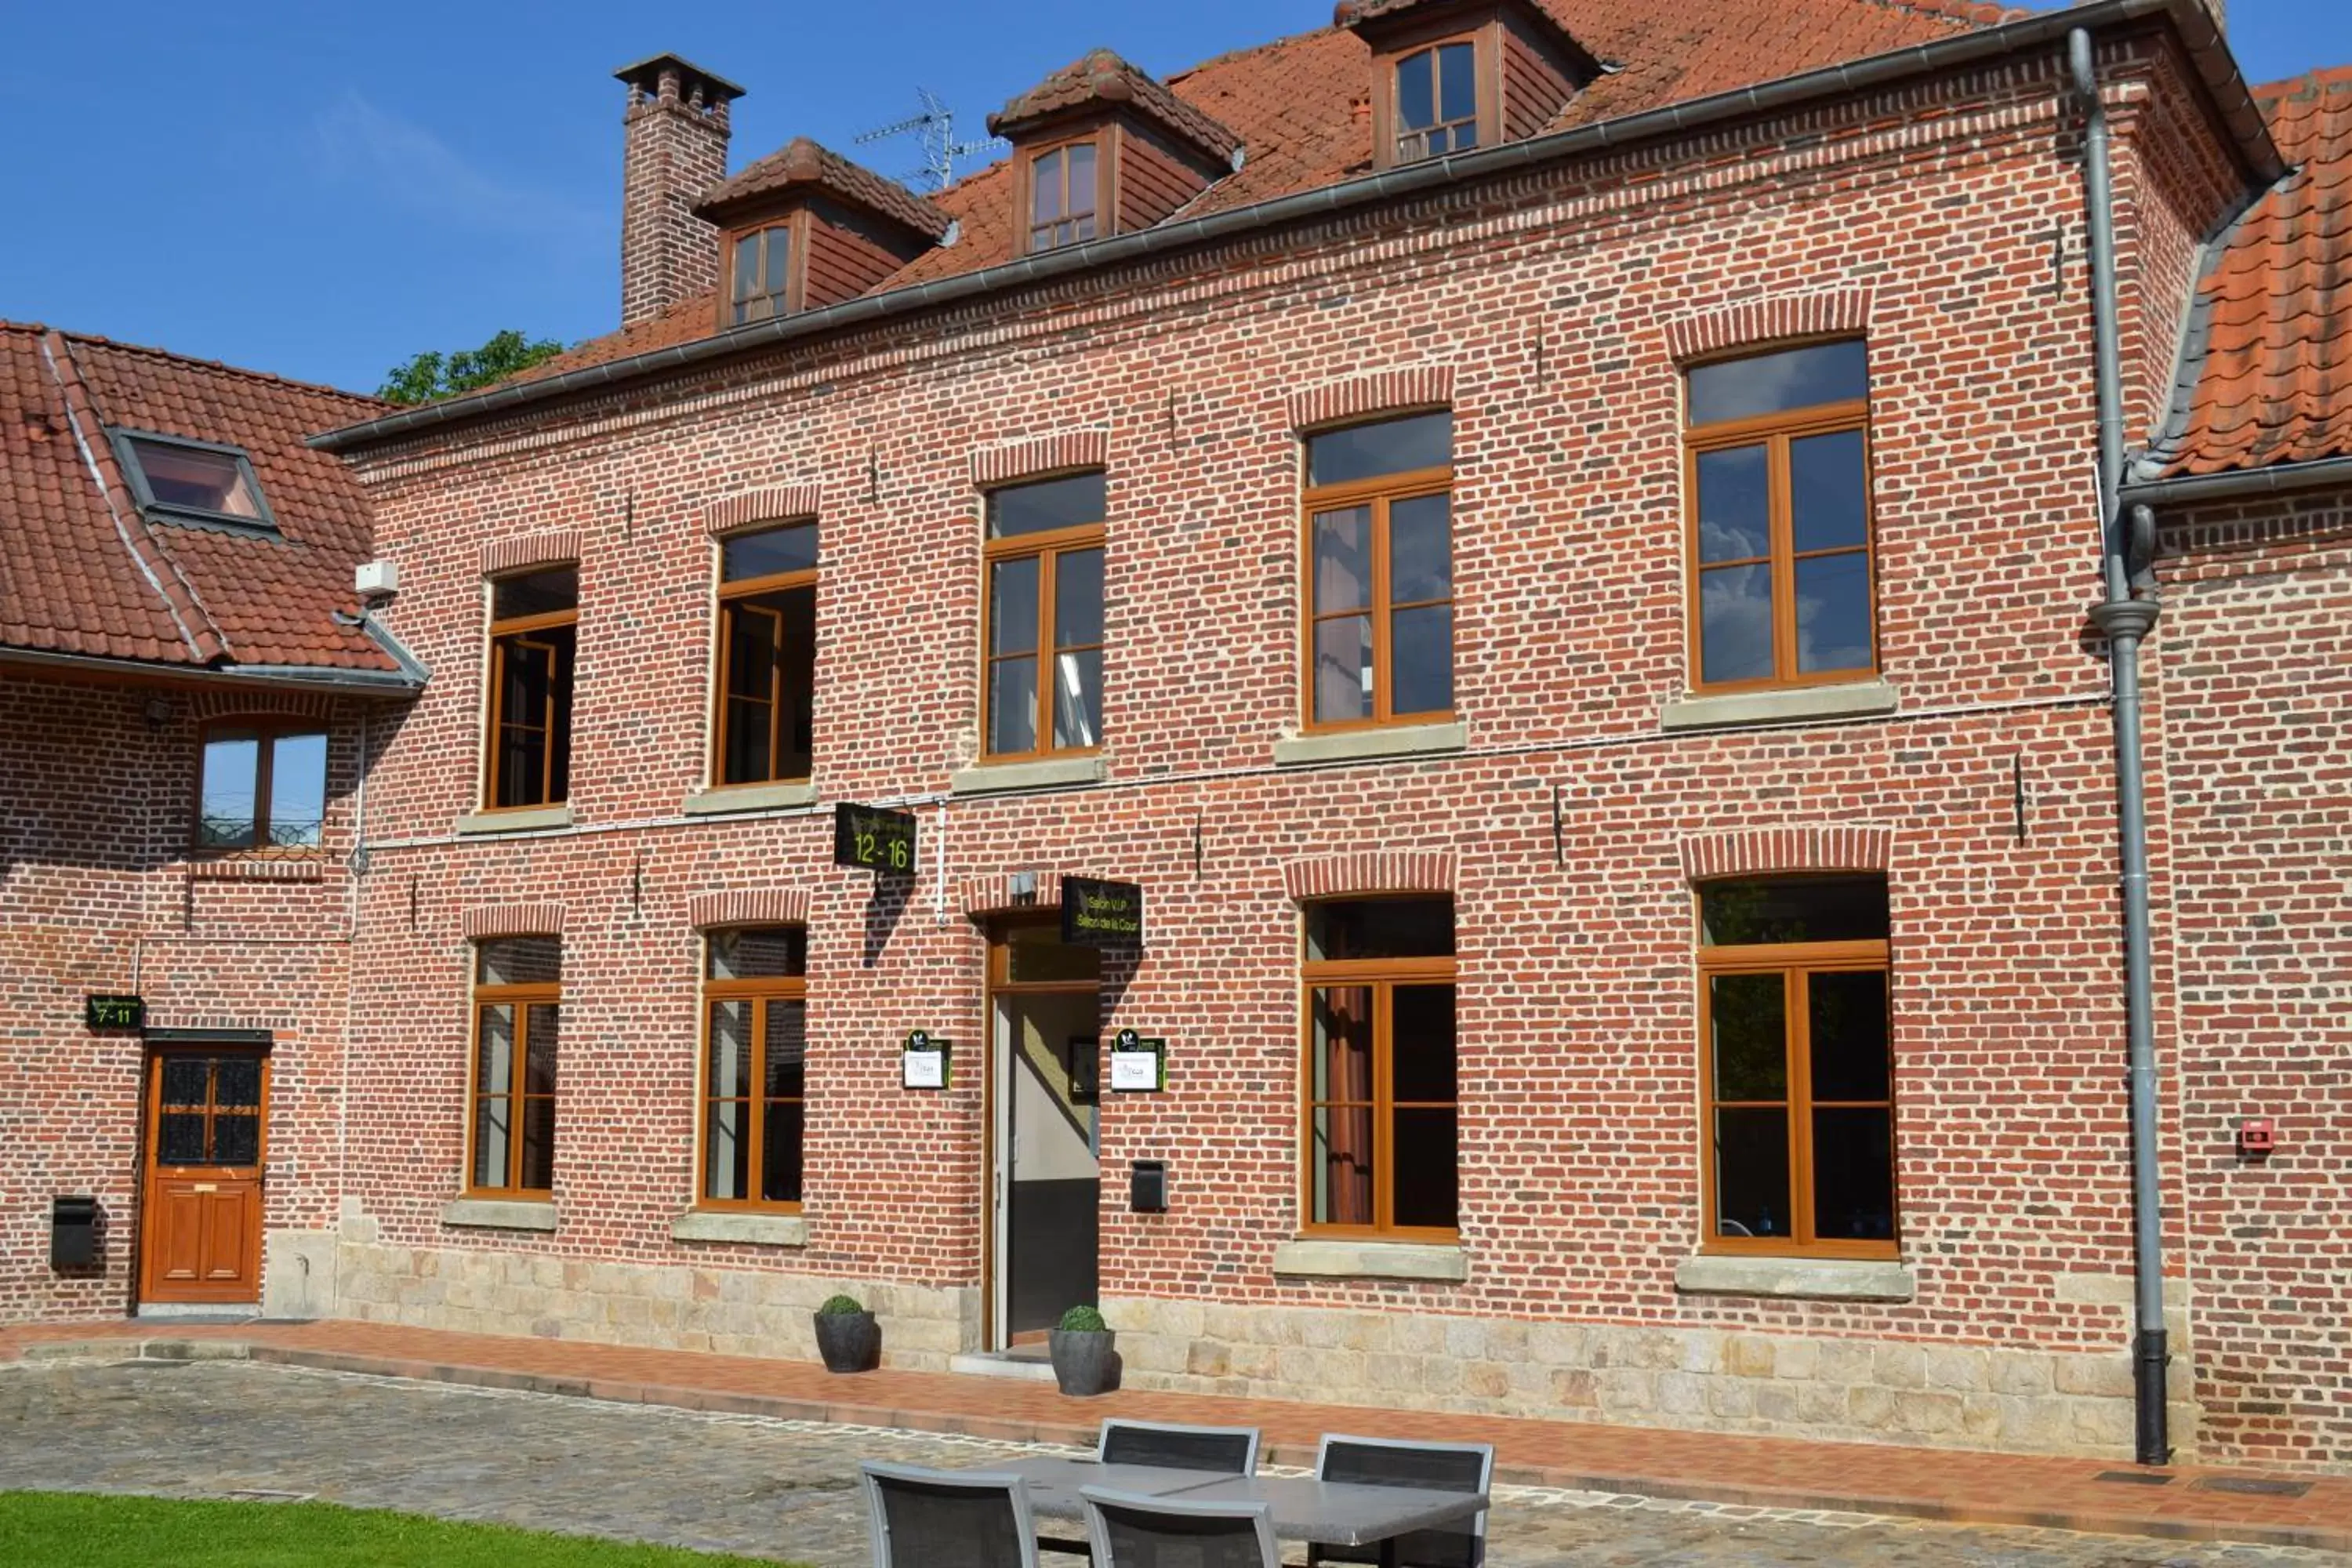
[
  {"xmin": 1391, "ymin": 34, "xmax": 1483, "ymax": 165},
  {"xmin": 711, "ymin": 540, "xmax": 818, "ymax": 788},
  {"xmin": 193, "ymin": 716, "xmax": 327, "ymax": 856},
  {"xmin": 1696, "ymin": 932, "xmax": 1896, "ymax": 1260},
  {"xmin": 725, "ymin": 216, "xmax": 804, "ymax": 326},
  {"xmin": 1023, "ymin": 133, "xmax": 1109, "ymax": 254},
  {"xmin": 467, "ymin": 975, "xmax": 560, "ymax": 1199},
  {"xmin": 980, "ymin": 508, "xmax": 1105, "ymax": 764},
  {"xmin": 1300, "ymin": 459, "xmax": 1455, "ymax": 733},
  {"xmin": 1298, "ymin": 945, "xmax": 1459, "ymax": 1241},
  {"xmin": 1682, "ymin": 352, "xmax": 1878, "ymax": 695},
  {"xmin": 696, "ymin": 931, "xmax": 808, "ymax": 1214},
  {"xmin": 484, "ymin": 586, "xmax": 577, "ymax": 812}
]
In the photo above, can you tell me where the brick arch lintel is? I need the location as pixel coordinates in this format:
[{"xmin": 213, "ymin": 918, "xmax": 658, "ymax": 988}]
[
  {"xmin": 704, "ymin": 485, "xmax": 822, "ymax": 538},
  {"xmin": 962, "ymin": 871, "xmax": 1065, "ymax": 917},
  {"xmin": 971, "ymin": 430, "xmax": 1109, "ymax": 489},
  {"xmin": 1282, "ymin": 851, "xmax": 1457, "ymax": 902},
  {"xmin": 1287, "ymin": 366, "xmax": 1454, "ymax": 431},
  {"xmin": 688, "ymin": 887, "xmax": 812, "ymax": 929},
  {"xmin": 459, "ymin": 902, "xmax": 566, "ymax": 941},
  {"xmin": 1679, "ymin": 825, "xmax": 1893, "ymax": 884},
  {"xmin": 186, "ymin": 690, "xmax": 336, "ymax": 722},
  {"xmin": 480, "ymin": 529, "xmax": 582, "ymax": 579},
  {"xmin": 1664, "ymin": 289, "xmax": 1877, "ymax": 365}
]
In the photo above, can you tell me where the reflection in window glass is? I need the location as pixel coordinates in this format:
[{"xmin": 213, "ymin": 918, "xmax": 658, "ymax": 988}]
[
  {"xmin": 985, "ymin": 474, "xmax": 1105, "ymax": 759},
  {"xmin": 1688, "ymin": 341, "xmax": 1869, "ymax": 426},
  {"xmin": 199, "ymin": 731, "xmax": 261, "ymax": 848},
  {"xmin": 123, "ymin": 437, "xmax": 265, "ymax": 521},
  {"xmin": 1395, "ymin": 42, "xmax": 1478, "ymax": 162}
]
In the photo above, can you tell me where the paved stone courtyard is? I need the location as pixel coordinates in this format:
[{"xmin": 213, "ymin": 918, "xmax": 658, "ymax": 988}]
[{"xmin": 0, "ymin": 1357, "xmax": 2339, "ymax": 1566}]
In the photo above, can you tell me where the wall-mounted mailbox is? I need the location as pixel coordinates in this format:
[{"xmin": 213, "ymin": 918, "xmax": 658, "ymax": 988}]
[
  {"xmin": 51, "ymin": 1195, "xmax": 99, "ymax": 1269},
  {"xmin": 2236, "ymin": 1118, "xmax": 2277, "ymax": 1160},
  {"xmin": 1130, "ymin": 1160, "xmax": 1169, "ymax": 1214}
]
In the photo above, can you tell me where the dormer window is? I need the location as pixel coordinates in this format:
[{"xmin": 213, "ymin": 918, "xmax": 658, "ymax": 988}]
[
  {"xmin": 1395, "ymin": 41, "xmax": 1479, "ymax": 162},
  {"xmin": 729, "ymin": 221, "xmax": 797, "ymax": 325},
  {"xmin": 111, "ymin": 430, "xmax": 277, "ymax": 533},
  {"xmin": 1029, "ymin": 140, "xmax": 1102, "ymax": 251}
]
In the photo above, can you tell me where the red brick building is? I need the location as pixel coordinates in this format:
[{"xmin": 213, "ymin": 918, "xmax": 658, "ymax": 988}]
[{"xmin": 5, "ymin": 0, "xmax": 2348, "ymax": 1472}]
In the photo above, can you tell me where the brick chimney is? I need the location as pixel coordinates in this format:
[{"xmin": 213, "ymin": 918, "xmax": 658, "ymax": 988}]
[{"xmin": 614, "ymin": 54, "xmax": 746, "ymax": 326}]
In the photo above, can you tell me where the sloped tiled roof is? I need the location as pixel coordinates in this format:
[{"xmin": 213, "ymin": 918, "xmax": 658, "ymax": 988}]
[
  {"xmin": 697, "ymin": 137, "xmax": 954, "ymax": 238},
  {"xmin": 0, "ymin": 321, "xmax": 406, "ymax": 677},
  {"xmin": 2152, "ymin": 67, "xmax": 2352, "ymax": 478},
  {"xmin": 989, "ymin": 48, "xmax": 1244, "ymax": 164},
  {"xmin": 516, "ymin": 0, "xmax": 2013, "ymax": 387}
]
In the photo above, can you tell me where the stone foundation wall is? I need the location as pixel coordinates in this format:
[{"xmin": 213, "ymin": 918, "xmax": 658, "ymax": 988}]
[{"xmin": 1103, "ymin": 1296, "xmax": 2200, "ymax": 1461}]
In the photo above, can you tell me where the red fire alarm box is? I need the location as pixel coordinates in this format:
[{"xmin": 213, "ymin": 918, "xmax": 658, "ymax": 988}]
[{"xmin": 2236, "ymin": 1118, "xmax": 2276, "ymax": 1158}]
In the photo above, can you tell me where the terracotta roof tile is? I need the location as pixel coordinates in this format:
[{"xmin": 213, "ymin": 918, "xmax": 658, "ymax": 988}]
[
  {"xmin": 2155, "ymin": 67, "xmax": 2352, "ymax": 478},
  {"xmin": 696, "ymin": 137, "xmax": 953, "ymax": 239},
  {"xmin": 989, "ymin": 48, "xmax": 1243, "ymax": 164}
]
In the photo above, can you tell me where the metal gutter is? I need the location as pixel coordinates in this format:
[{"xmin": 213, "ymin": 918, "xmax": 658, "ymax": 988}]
[
  {"xmin": 2124, "ymin": 453, "xmax": 2352, "ymax": 507},
  {"xmin": 313, "ymin": 0, "xmax": 2279, "ymax": 456},
  {"xmin": 0, "ymin": 644, "xmax": 425, "ymax": 695}
]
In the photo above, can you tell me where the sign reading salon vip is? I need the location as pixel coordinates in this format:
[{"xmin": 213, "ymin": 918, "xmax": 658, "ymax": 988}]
[
  {"xmin": 834, "ymin": 804, "xmax": 917, "ymax": 873},
  {"xmin": 1061, "ymin": 876, "xmax": 1143, "ymax": 946}
]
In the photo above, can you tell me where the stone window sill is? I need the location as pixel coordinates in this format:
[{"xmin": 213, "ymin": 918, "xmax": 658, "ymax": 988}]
[
  {"xmin": 1674, "ymin": 1253, "xmax": 1915, "ymax": 1301},
  {"xmin": 454, "ymin": 805, "xmax": 575, "ymax": 836},
  {"xmin": 1658, "ymin": 680, "xmax": 1898, "ymax": 732},
  {"xmin": 440, "ymin": 1197, "xmax": 558, "ymax": 1232},
  {"xmin": 1272, "ymin": 721, "xmax": 1467, "ymax": 768},
  {"xmin": 670, "ymin": 1210, "xmax": 810, "ymax": 1247},
  {"xmin": 1271, "ymin": 1238, "xmax": 1467, "ymax": 1283},
  {"xmin": 682, "ymin": 781, "xmax": 818, "ymax": 816},
  {"xmin": 950, "ymin": 754, "xmax": 1106, "ymax": 795}
]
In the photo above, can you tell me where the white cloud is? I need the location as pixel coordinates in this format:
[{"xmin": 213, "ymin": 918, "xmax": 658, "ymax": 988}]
[{"xmin": 310, "ymin": 92, "xmax": 595, "ymax": 240}]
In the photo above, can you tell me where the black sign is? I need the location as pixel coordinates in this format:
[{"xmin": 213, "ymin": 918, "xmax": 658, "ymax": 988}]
[
  {"xmin": 834, "ymin": 804, "xmax": 918, "ymax": 874},
  {"xmin": 85, "ymin": 995, "xmax": 144, "ymax": 1031},
  {"xmin": 1061, "ymin": 876, "xmax": 1143, "ymax": 946}
]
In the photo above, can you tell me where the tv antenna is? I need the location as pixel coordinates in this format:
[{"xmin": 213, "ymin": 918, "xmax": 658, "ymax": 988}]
[{"xmin": 855, "ymin": 87, "xmax": 1006, "ymax": 193}]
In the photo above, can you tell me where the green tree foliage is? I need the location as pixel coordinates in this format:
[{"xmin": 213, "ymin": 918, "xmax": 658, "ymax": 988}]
[{"xmin": 377, "ymin": 329, "xmax": 567, "ymax": 405}]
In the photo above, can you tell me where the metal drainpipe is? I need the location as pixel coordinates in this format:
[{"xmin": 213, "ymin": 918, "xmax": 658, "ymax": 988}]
[{"xmin": 2070, "ymin": 26, "xmax": 2170, "ymax": 1467}]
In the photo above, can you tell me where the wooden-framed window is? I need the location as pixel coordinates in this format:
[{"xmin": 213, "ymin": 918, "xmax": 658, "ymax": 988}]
[
  {"xmin": 1302, "ymin": 412, "xmax": 1454, "ymax": 730},
  {"xmin": 729, "ymin": 220, "xmax": 797, "ymax": 325},
  {"xmin": 1394, "ymin": 38, "xmax": 1480, "ymax": 162},
  {"xmin": 469, "ymin": 936, "xmax": 561, "ymax": 1198},
  {"xmin": 485, "ymin": 566, "xmax": 577, "ymax": 811},
  {"xmin": 1301, "ymin": 896, "xmax": 1457, "ymax": 1238},
  {"xmin": 1027, "ymin": 137, "xmax": 1102, "ymax": 252},
  {"xmin": 699, "ymin": 927, "xmax": 808, "ymax": 1211},
  {"xmin": 1684, "ymin": 340, "xmax": 1876, "ymax": 691},
  {"xmin": 1697, "ymin": 876, "xmax": 1895, "ymax": 1258},
  {"xmin": 196, "ymin": 719, "xmax": 327, "ymax": 852},
  {"xmin": 713, "ymin": 522, "xmax": 817, "ymax": 786},
  {"xmin": 982, "ymin": 471, "xmax": 1105, "ymax": 760}
]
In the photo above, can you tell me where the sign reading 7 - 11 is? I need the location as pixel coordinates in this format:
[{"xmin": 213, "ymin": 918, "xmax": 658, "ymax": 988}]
[{"xmin": 833, "ymin": 804, "xmax": 917, "ymax": 875}]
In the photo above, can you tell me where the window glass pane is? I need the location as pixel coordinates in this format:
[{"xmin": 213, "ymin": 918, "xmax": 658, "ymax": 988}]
[
  {"xmin": 493, "ymin": 626, "xmax": 575, "ymax": 808},
  {"xmin": 1809, "ymin": 970, "xmax": 1890, "ymax": 1102},
  {"xmin": 708, "ymin": 927, "xmax": 807, "ymax": 980},
  {"xmin": 1002, "ymin": 923, "xmax": 1101, "ymax": 984},
  {"xmin": 1697, "ymin": 564, "xmax": 1773, "ymax": 685},
  {"xmin": 721, "ymin": 522, "xmax": 818, "ymax": 582},
  {"xmin": 1306, "ymin": 898, "xmax": 1454, "ymax": 961},
  {"xmin": 1714, "ymin": 1107, "xmax": 1790, "ymax": 1239},
  {"xmin": 546, "ymin": 626, "xmax": 574, "ymax": 804},
  {"xmin": 1390, "ymin": 985, "xmax": 1456, "ymax": 1102},
  {"xmin": 198, "ymin": 731, "xmax": 260, "ymax": 847},
  {"xmin": 214, "ymin": 1057, "xmax": 262, "ymax": 1109},
  {"xmin": 989, "ymin": 472, "xmax": 1105, "ymax": 538},
  {"xmin": 1700, "ymin": 878, "xmax": 1890, "ymax": 946},
  {"xmin": 159, "ymin": 1114, "xmax": 209, "ymax": 1164},
  {"xmin": 704, "ymin": 1098, "xmax": 749, "ymax": 1201},
  {"xmin": 1437, "ymin": 42, "xmax": 1476, "ymax": 122},
  {"xmin": 1694, "ymin": 445, "xmax": 1769, "ymax": 562},
  {"xmin": 723, "ymin": 670, "xmax": 777, "ymax": 787},
  {"xmin": 1310, "ymin": 985, "xmax": 1374, "ymax": 1227},
  {"xmin": 1312, "ymin": 1105, "xmax": 1376, "ymax": 1225},
  {"xmin": 162, "ymin": 1057, "xmax": 210, "ymax": 1106},
  {"xmin": 267, "ymin": 731, "xmax": 327, "ymax": 848},
  {"xmin": 1397, "ymin": 48, "xmax": 1436, "ymax": 130},
  {"xmin": 1033, "ymin": 147, "xmax": 1065, "ymax": 223},
  {"xmin": 707, "ymin": 1000, "xmax": 753, "ymax": 1099},
  {"xmin": 762, "ymin": 1099, "xmax": 805, "ymax": 1205},
  {"xmin": 1053, "ymin": 648, "xmax": 1102, "ymax": 750},
  {"xmin": 1791, "ymin": 430, "xmax": 1868, "ymax": 552},
  {"xmin": 765, "ymin": 999, "xmax": 807, "ymax": 1099},
  {"xmin": 764, "ymin": 227, "xmax": 792, "ymax": 305},
  {"xmin": 989, "ymin": 557, "xmax": 1040, "ymax": 654},
  {"xmin": 1312, "ymin": 506, "xmax": 1371, "ymax": 614},
  {"xmin": 1054, "ymin": 547, "xmax": 1103, "ymax": 648},
  {"xmin": 524, "ymin": 1004, "xmax": 560, "ymax": 1095},
  {"xmin": 210, "ymin": 1112, "xmax": 259, "ymax": 1167},
  {"xmin": 477, "ymin": 936, "xmax": 562, "ymax": 985},
  {"xmin": 1388, "ymin": 492, "xmax": 1451, "ymax": 602},
  {"xmin": 492, "ymin": 568, "xmax": 577, "ymax": 622},
  {"xmin": 1067, "ymin": 141, "xmax": 1097, "ymax": 216},
  {"xmin": 1312, "ymin": 615, "xmax": 1372, "ymax": 724},
  {"xmin": 1389, "ymin": 604, "xmax": 1452, "ymax": 717},
  {"xmin": 1391, "ymin": 1107, "xmax": 1458, "ymax": 1229},
  {"xmin": 519, "ymin": 1096, "xmax": 555, "ymax": 1192},
  {"xmin": 476, "ymin": 1005, "xmax": 515, "ymax": 1096},
  {"xmin": 775, "ymin": 586, "xmax": 815, "ymax": 778},
  {"xmin": 1812, "ymin": 1106, "xmax": 1895, "ymax": 1240},
  {"xmin": 1688, "ymin": 340, "xmax": 1869, "ymax": 426},
  {"xmin": 1308, "ymin": 413, "xmax": 1453, "ymax": 488},
  {"xmin": 1708, "ymin": 972, "xmax": 1787, "ymax": 1101},
  {"xmin": 732, "ymin": 234, "xmax": 759, "ymax": 303},
  {"xmin": 988, "ymin": 657, "xmax": 1039, "ymax": 755},
  {"xmin": 1794, "ymin": 553, "xmax": 1872, "ymax": 674},
  {"xmin": 472, "ymin": 1096, "xmax": 510, "ymax": 1189},
  {"xmin": 128, "ymin": 439, "xmax": 260, "ymax": 518}
]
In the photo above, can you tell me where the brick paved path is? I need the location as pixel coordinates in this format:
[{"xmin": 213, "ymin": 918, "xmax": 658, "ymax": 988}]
[{"xmin": 1, "ymin": 1358, "xmax": 2342, "ymax": 1567}]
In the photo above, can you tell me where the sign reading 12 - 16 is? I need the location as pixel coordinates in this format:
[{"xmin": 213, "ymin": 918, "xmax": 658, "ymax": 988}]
[{"xmin": 834, "ymin": 804, "xmax": 917, "ymax": 873}]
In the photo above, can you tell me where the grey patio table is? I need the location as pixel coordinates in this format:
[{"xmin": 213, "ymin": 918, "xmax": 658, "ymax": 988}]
[{"xmin": 978, "ymin": 1455, "xmax": 1490, "ymax": 1566}]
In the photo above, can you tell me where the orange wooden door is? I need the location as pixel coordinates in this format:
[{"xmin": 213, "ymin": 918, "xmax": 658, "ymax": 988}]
[{"xmin": 140, "ymin": 1051, "xmax": 267, "ymax": 1305}]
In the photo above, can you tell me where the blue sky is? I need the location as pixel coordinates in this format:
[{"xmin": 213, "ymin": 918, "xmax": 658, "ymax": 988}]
[{"xmin": 2, "ymin": 1, "xmax": 2343, "ymax": 396}]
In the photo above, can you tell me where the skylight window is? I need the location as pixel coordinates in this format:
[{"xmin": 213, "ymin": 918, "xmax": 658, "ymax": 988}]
[{"xmin": 111, "ymin": 430, "xmax": 277, "ymax": 532}]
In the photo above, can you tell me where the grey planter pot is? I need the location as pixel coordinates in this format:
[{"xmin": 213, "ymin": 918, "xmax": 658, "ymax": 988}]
[
  {"xmin": 1048, "ymin": 1328, "xmax": 1117, "ymax": 1396},
  {"xmin": 813, "ymin": 1310, "xmax": 880, "ymax": 1373}
]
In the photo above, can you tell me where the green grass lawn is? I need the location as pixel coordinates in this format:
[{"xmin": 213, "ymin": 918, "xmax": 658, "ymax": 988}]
[{"xmin": 0, "ymin": 1490, "xmax": 805, "ymax": 1567}]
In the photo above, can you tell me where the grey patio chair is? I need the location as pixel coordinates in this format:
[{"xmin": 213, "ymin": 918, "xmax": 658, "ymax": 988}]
[
  {"xmin": 1305, "ymin": 1433, "xmax": 1494, "ymax": 1568},
  {"xmin": 1081, "ymin": 1486, "xmax": 1279, "ymax": 1568},
  {"xmin": 1095, "ymin": 1417, "xmax": 1262, "ymax": 1475},
  {"xmin": 861, "ymin": 1460, "xmax": 1041, "ymax": 1568}
]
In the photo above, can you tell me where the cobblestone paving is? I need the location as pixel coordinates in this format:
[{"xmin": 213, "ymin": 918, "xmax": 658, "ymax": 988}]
[{"xmin": 0, "ymin": 1359, "xmax": 2340, "ymax": 1566}]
